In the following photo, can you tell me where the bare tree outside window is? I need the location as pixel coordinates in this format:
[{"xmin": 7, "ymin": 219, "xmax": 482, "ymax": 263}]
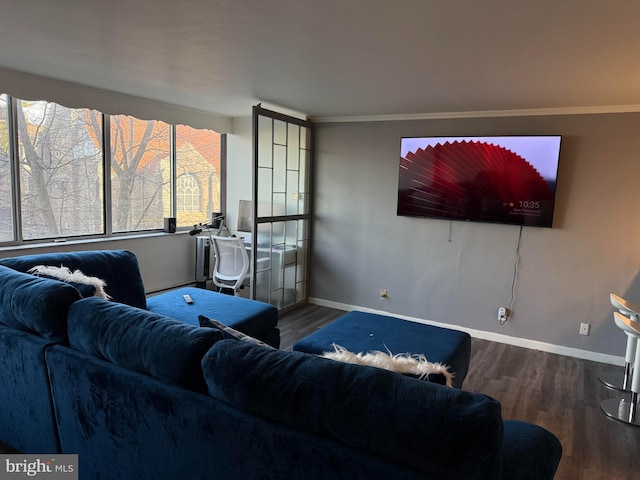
[
  {"xmin": 108, "ymin": 115, "xmax": 170, "ymax": 232},
  {"xmin": 17, "ymin": 100, "xmax": 103, "ymax": 240}
]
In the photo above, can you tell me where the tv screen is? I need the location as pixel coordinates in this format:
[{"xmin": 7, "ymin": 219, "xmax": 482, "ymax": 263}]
[{"xmin": 397, "ymin": 135, "xmax": 562, "ymax": 228}]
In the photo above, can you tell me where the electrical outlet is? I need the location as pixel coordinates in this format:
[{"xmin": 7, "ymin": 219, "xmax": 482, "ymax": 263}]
[
  {"xmin": 498, "ymin": 307, "xmax": 509, "ymax": 322},
  {"xmin": 579, "ymin": 323, "xmax": 590, "ymax": 336},
  {"xmin": 379, "ymin": 289, "xmax": 388, "ymax": 299}
]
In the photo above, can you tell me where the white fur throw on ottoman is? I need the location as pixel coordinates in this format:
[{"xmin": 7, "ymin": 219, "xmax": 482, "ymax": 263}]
[{"xmin": 321, "ymin": 343, "xmax": 453, "ymax": 387}]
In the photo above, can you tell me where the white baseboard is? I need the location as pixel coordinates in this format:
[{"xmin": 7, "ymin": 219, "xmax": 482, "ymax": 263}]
[{"xmin": 308, "ymin": 297, "xmax": 625, "ymax": 367}]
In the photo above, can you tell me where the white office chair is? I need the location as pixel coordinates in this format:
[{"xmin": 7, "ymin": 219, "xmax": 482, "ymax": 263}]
[
  {"xmin": 601, "ymin": 312, "xmax": 640, "ymax": 426},
  {"xmin": 599, "ymin": 293, "xmax": 640, "ymax": 391},
  {"xmin": 210, "ymin": 235, "xmax": 250, "ymax": 294}
]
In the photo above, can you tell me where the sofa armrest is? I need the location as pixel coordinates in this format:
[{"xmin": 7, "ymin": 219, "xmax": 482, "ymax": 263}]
[
  {"xmin": 0, "ymin": 265, "xmax": 80, "ymax": 341},
  {"xmin": 501, "ymin": 420, "xmax": 562, "ymax": 480}
]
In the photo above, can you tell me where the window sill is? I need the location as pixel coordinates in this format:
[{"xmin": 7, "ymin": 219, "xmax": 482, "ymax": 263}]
[{"xmin": 0, "ymin": 230, "xmax": 191, "ymax": 253}]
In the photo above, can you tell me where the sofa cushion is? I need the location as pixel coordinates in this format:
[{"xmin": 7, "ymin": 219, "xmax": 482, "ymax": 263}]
[
  {"xmin": 68, "ymin": 297, "xmax": 223, "ymax": 392},
  {"xmin": 198, "ymin": 315, "xmax": 274, "ymax": 349},
  {"xmin": 202, "ymin": 340, "xmax": 504, "ymax": 479},
  {"xmin": 0, "ymin": 265, "xmax": 81, "ymax": 341},
  {"xmin": 0, "ymin": 249, "xmax": 146, "ymax": 308}
]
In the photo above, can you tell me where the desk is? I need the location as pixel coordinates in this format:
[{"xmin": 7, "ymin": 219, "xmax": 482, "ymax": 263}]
[
  {"xmin": 255, "ymin": 245, "xmax": 297, "ymax": 284},
  {"xmin": 254, "ymin": 245, "xmax": 298, "ymax": 308},
  {"xmin": 231, "ymin": 242, "xmax": 297, "ymax": 286}
]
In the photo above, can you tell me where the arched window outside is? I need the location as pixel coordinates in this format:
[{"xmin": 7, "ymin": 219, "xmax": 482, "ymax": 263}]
[{"xmin": 177, "ymin": 173, "xmax": 200, "ymax": 212}]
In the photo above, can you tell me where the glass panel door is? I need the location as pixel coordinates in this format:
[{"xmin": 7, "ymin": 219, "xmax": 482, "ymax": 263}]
[{"xmin": 252, "ymin": 106, "xmax": 313, "ymax": 311}]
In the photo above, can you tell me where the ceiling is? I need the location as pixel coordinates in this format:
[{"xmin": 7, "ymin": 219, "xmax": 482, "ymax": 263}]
[{"xmin": 1, "ymin": 0, "xmax": 640, "ymax": 120}]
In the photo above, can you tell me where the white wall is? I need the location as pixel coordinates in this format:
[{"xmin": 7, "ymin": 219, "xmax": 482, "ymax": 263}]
[
  {"xmin": 312, "ymin": 113, "xmax": 640, "ymax": 362},
  {"xmin": 225, "ymin": 117, "xmax": 253, "ymax": 235},
  {"xmin": 0, "ymin": 67, "xmax": 232, "ymax": 132}
]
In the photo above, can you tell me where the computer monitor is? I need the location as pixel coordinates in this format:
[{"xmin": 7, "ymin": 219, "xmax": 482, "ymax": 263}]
[
  {"xmin": 237, "ymin": 199, "xmax": 288, "ymax": 246},
  {"xmin": 237, "ymin": 200, "xmax": 253, "ymax": 233}
]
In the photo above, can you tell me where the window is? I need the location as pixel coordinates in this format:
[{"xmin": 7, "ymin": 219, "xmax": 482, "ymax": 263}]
[
  {"xmin": 17, "ymin": 100, "xmax": 103, "ymax": 239},
  {"xmin": 0, "ymin": 94, "xmax": 222, "ymax": 243},
  {"xmin": 110, "ymin": 115, "xmax": 170, "ymax": 233},
  {"xmin": 0, "ymin": 95, "xmax": 12, "ymax": 241},
  {"xmin": 175, "ymin": 125, "xmax": 221, "ymax": 227}
]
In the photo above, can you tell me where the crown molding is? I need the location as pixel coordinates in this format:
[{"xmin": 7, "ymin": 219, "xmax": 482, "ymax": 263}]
[{"xmin": 311, "ymin": 104, "xmax": 640, "ymax": 123}]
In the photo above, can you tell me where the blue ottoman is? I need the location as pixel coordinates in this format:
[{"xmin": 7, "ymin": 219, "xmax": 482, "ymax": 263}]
[
  {"xmin": 147, "ymin": 287, "xmax": 280, "ymax": 348},
  {"xmin": 293, "ymin": 311, "xmax": 471, "ymax": 388}
]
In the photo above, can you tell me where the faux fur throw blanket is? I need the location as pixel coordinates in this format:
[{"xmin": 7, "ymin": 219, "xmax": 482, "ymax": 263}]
[
  {"xmin": 28, "ymin": 265, "xmax": 111, "ymax": 300},
  {"xmin": 321, "ymin": 343, "xmax": 453, "ymax": 387}
]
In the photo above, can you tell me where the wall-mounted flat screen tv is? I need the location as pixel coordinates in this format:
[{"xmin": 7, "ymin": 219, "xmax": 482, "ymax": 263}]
[{"xmin": 397, "ymin": 135, "xmax": 562, "ymax": 228}]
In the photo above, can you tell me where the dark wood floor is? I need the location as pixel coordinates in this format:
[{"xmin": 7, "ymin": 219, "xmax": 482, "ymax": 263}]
[
  {"xmin": 280, "ymin": 305, "xmax": 640, "ymax": 480},
  {"xmin": 3, "ymin": 304, "xmax": 639, "ymax": 479}
]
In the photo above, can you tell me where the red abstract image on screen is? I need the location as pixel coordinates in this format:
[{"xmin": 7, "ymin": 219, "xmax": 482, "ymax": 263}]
[{"xmin": 397, "ymin": 137, "xmax": 561, "ymax": 227}]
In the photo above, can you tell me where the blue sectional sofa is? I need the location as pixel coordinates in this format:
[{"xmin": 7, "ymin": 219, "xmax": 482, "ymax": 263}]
[{"xmin": 0, "ymin": 249, "xmax": 563, "ymax": 479}]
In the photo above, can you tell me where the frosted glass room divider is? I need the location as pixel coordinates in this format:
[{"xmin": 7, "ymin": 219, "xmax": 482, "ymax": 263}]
[{"xmin": 251, "ymin": 105, "xmax": 313, "ymax": 311}]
